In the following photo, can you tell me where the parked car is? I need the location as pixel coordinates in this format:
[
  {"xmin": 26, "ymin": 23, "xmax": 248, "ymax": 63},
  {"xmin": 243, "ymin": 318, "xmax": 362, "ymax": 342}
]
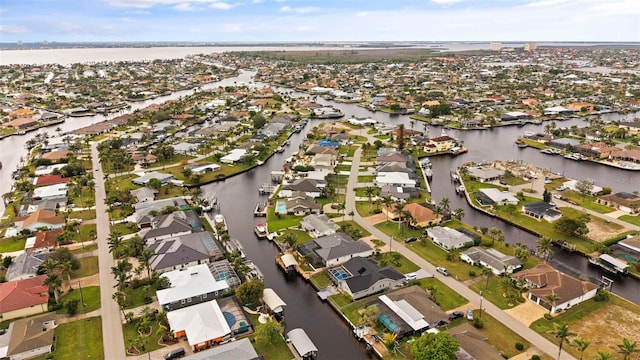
[
  {"xmin": 405, "ymin": 237, "xmax": 417, "ymax": 243},
  {"xmin": 553, "ymin": 194, "xmax": 562, "ymax": 199},
  {"xmin": 436, "ymin": 267, "xmax": 450, "ymax": 276},
  {"xmin": 405, "ymin": 272, "xmax": 417, "ymax": 281},
  {"xmin": 448, "ymin": 311, "xmax": 464, "ymax": 321},
  {"xmin": 436, "ymin": 319, "xmax": 449, "ymax": 328},
  {"xmin": 164, "ymin": 348, "xmax": 186, "ymax": 360},
  {"xmin": 467, "ymin": 309, "xmax": 474, "ymax": 321}
]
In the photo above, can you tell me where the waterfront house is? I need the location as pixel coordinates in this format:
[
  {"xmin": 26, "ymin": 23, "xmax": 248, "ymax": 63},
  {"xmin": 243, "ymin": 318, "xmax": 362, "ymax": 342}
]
[
  {"xmin": 279, "ymin": 178, "xmax": 326, "ymax": 198},
  {"xmin": 547, "ymin": 138, "xmax": 581, "ymax": 150},
  {"xmin": 1, "ymin": 313, "xmax": 57, "ymax": 360},
  {"xmin": 375, "ymin": 286, "xmax": 446, "ymax": 338},
  {"xmin": 466, "ymin": 167, "xmax": 505, "ymax": 183},
  {"xmin": 300, "ymin": 214, "xmax": 340, "ymax": 238},
  {"xmin": 618, "ymin": 236, "xmax": 640, "ymax": 258},
  {"xmin": 33, "ymin": 174, "xmax": 70, "ymax": 187},
  {"xmin": 460, "ymin": 247, "xmax": 522, "ymax": 275},
  {"xmin": 423, "ymin": 135, "xmax": 457, "ymax": 153},
  {"xmin": 522, "ymin": 201, "xmax": 562, "ymax": 222},
  {"xmin": 562, "ymin": 180, "xmax": 603, "ymax": 195},
  {"xmin": 157, "ymin": 264, "xmax": 229, "ymax": 311},
  {"xmin": 477, "ymin": 188, "xmax": 519, "ymax": 206},
  {"xmin": 309, "ymin": 153, "xmax": 338, "ymax": 170},
  {"xmin": 329, "ymin": 257, "xmax": 405, "ymax": 300},
  {"xmin": 220, "ymin": 149, "xmax": 247, "ymax": 164},
  {"xmin": 148, "ymin": 236, "xmax": 210, "ymax": 274},
  {"xmin": 189, "ymin": 163, "xmax": 221, "ymax": 175},
  {"xmin": 167, "ymin": 299, "xmax": 232, "ymax": 351},
  {"xmin": 183, "ymin": 338, "xmax": 258, "ymax": 360},
  {"xmin": 282, "ymin": 194, "xmax": 322, "ymax": 216},
  {"xmin": 177, "ymin": 232, "xmax": 225, "ymax": 261},
  {"xmin": 375, "ymin": 172, "xmax": 417, "ymax": 188},
  {"xmin": 596, "ymin": 192, "xmax": 640, "ymax": 214},
  {"xmin": 298, "ymin": 232, "xmax": 373, "ymax": 268},
  {"xmin": 132, "ymin": 171, "xmax": 175, "ymax": 186},
  {"xmin": 575, "ymin": 142, "xmax": 621, "ymax": 159},
  {"xmin": 32, "ymin": 183, "xmax": 68, "ymax": 200},
  {"xmin": 142, "ymin": 210, "xmax": 203, "ymax": 242},
  {"xmin": 14, "ymin": 209, "xmax": 65, "ymax": 232},
  {"xmin": 2, "ymin": 117, "xmax": 38, "ymax": 129},
  {"xmin": 610, "ymin": 149, "xmax": 640, "ymax": 164},
  {"xmin": 0, "ymin": 275, "xmax": 49, "ymax": 320},
  {"xmin": 131, "ymin": 197, "xmax": 190, "ymax": 223},
  {"xmin": 513, "ymin": 263, "xmax": 598, "ymax": 313},
  {"xmin": 208, "ymin": 260, "xmax": 242, "ymax": 288}
]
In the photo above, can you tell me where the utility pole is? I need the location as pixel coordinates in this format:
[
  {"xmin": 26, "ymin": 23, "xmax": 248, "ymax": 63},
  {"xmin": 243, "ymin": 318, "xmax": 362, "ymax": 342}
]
[
  {"xmin": 479, "ymin": 291, "xmax": 484, "ymax": 320},
  {"xmin": 78, "ymin": 280, "xmax": 86, "ymax": 308}
]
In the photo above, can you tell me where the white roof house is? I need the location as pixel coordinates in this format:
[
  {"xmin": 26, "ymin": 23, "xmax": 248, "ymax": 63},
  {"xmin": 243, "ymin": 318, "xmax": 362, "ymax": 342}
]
[
  {"xmin": 167, "ymin": 300, "xmax": 231, "ymax": 348},
  {"xmin": 220, "ymin": 149, "xmax": 247, "ymax": 164},
  {"xmin": 190, "ymin": 163, "xmax": 221, "ymax": 175},
  {"xmin": 33, "ymin": 184, "xmax": 67, "ymax": 200},
  {"xmin": 132, "ymin": 171, "xmax": 175, "ymax": 186},
  {"xmin": 34, "ymin": 164, "xmax": 66, "ymax": 176},
  {"xmin": 478, "ymin": 188, "xmax": 519, "ymax": 206},
  {"xmin": 426, "ymin": 226, "xmax": 473, "ymax": 250},
  {"xmin": 375, "ymin": 172, "xmax": 417, "ymax": 188},
  {"xmin": 379, "ymin": 295, "xmax": 429, "ymax": 331},
  {"xmin": 563, "ymin": 179, "xmax": 603, "ymax": 195},
  {"xmin": 156, "ymin": 264, "xmax": 229, "ymax": 310},
  {"xmin": 347, "ymin": 117, "xmax": 377, "ymax": 126}
]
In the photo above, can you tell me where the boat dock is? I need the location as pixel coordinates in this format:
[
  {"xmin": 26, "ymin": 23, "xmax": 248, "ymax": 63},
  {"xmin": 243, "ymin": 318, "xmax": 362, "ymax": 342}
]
[
  {"xmin": 253, "ymin": 202, "xmax": 267, "ymax": 217},
  {"xmin": 258, "ymin": 183, "xmax": 276, "ymax": 195}
]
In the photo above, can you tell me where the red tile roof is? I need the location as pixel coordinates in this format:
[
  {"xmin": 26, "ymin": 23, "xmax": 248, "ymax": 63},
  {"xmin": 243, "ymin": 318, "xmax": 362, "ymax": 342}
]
[
  {"xmin": 0, "ymin": 275, "xmax": 49, "ymax": 313},
  {"xmin": 29, "ymin": 229, "xmax": 62, "ymax": 251},
  {"xmin": 34, "ymin": 174, "xmax": 71, "ymax": 186}
]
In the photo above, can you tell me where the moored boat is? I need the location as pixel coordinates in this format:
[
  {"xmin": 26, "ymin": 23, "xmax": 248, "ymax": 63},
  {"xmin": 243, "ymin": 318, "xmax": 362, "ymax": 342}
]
[
  {"xmin": 213, "ymin": 214, "xmax": 228, "ymax": 231},
  {"xmin": 255, "ymin": 223, "xmax": 268, "ymax": 239}
]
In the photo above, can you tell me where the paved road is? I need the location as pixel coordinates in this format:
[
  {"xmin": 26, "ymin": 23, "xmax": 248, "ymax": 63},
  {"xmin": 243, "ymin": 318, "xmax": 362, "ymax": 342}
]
[
  {"xmin": 91, "ymin": 142, "xmax": 126, "ymax": 359},
  {"xmin": 343, "ymin": 136, "xmax": 576, "ymax": 360}
]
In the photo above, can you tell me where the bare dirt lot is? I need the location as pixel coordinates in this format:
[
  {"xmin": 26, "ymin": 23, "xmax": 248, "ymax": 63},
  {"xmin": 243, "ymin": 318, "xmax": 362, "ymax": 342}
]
[{"xmin": 586, "ymin": 221, "xmax": 628, "ymax": 242}]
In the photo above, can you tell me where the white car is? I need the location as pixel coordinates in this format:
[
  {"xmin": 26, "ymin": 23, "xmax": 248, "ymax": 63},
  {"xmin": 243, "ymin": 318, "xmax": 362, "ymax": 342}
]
[
  {"xmin": 553, "ymin": 194, "xmax": 562, "ymax": 199},
  {"xmin": 436, "ymin": 267, "xmax": 450, "ymax": 276}
]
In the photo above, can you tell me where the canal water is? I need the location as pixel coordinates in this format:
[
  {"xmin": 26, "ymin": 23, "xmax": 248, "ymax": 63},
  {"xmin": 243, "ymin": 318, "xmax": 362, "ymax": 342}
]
[{"xmin": 1, "ymin": 67, "xmax": 639, "ymax": 358}]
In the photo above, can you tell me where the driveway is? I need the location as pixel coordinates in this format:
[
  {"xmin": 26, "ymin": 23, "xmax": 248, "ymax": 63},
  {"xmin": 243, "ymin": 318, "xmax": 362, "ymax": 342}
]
[{"xmin": 504, "ymin": 294, "xmax": 548, "ymax": 326}]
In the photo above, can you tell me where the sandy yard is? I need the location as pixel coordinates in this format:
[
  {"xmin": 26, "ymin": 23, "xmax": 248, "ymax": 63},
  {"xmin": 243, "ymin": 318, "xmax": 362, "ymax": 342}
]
[
  {"xmin": 504, "ymin": 294, "xmax": 548, "ymax": 326},
  {"xmin": 586, "ymin": 221, "xmax": 628, "ymax": 242}
]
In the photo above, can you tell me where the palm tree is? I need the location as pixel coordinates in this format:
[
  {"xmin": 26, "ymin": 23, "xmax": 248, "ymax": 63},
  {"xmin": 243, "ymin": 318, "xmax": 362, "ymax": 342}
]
[
  {"xmin": 43, "ymin": 273, "xmax": 62, "ymax": 303},
  {"xmin": 111, "ymin": 259, "xmax": 133, "ymax": 291},
  {"xmin": 551, "ymin": 323, "xmax": 576, "ymax": 360},
  {"xmin": 488, "ymin": 227, "xmax": 503, "ymax": 246},
  {"xmin": 453, "ymin": 207, "xmax": 465, "ymax": 220},
  {"xmin": 338, "ymin": 202, "xmax": 346, "ymax": 222},
  {"xmin": 282, "ymin": 233, "xmax": 297, "ymax": 249},
  {"xmin": 439, "ymin": 197, "xmax": 451, "ymax": 214},
  {"xmin": 545, "ymin": 293, "xmax": 560, "ymax": 314},
  {"xmin": 60, "ymin": 260, "xmax": 74, "ymax": 290},
  {"xmin": 593, "ymin": 350, "xmax": 612, "ymax": 360},
  {"xmin": 381, "ymin": 195, "xmax": 393, "ymax": 223},
  {"xmin": 617, "ymin": 338, "xmax": 639, "ymax": 360},
  {"xmin": 482, "ymin": 266, "xmax": 492, "ymax": 289},
  {"xmin": 573, "ymin": 337, "xmax": 591, "ymax": 360},
  {"xmin": 536, "ymin": 236, "xmax": 554, "ymax": 261},
  {"xmin": 41, "ymin": 257, "xmax": 60, "ymax": 275},
  {"xmin": 137, "ymin": 249, "xmax": 154, "ymax": 279},
  {"xmin": 364, "ymin": 186, "xmax": 376, "ymax": 211},
  {"xmin": 112, "ymin": 291, "xmax": 127, "ymax": 318},
  {"xmin": 393, "ymin": 201, "xmax": 405, "ymax": 232},
  {"xmin": 108, "ymin": 231, "xmax": 123, "ymax": 258}
]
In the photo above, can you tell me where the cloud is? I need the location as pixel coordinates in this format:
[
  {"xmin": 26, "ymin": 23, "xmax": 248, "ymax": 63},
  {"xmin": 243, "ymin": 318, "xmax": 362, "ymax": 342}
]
[
  {"xmin": 280, "ymin": 5, "xmax": 317, "ymax": 14},
  {"xmin": 356, "ymin": 11, "xmax": 370, "ymax": 17},
  {"xmin": 0, "ymin": 25, "xmax": 28, "ymax": 34},
  {"xmin": 173, "ymin": 2, "xmax": 194, "ymax": 11},
  {"xmin": 120, "ymin": 17, "xmax": 135, "ymax": 22},
  {"xmin": 56, "ymin": 22, "xmax": 81, "ymax": 32},
  {"xmin": 221, "ymin": 23, "xmax": 243, "ymax": 32},
  {"xmin": 210, "ymin": 2, "xmax": 234, "ymax": 10},
  {"xmin": 523, "ymin": 0, "xmax": 572, "ymax": 7}
]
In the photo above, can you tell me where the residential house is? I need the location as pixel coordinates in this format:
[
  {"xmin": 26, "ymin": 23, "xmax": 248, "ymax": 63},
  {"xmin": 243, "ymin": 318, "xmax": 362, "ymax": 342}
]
[
  {"xmin": 148, "ymin": 237, "xmax": 210, "ymax": 273},
  {"xmin": 1, "ymin": 313, "xmax": 57, "ymax": 360},
  {"xmin": 208, "ymin": 260, "xmax": 242, "ymax": 289},
  {"xmin": 131, "ymin": 153, "xmax": 158, "ymax": 166},
  {"xmin": 449, "ymin": 323, "xmax": 505, "ymax": 360},
  {"xmin": 329, "ymin": 257, "xmax": 405, "ymax": 300},
  {"xmin": 132, "ymin": 171, "xmax": 175, "ymax": 186},
  {"xmin": 467, "ymin": 167, "xmax": 505, "ymax": 183},
  {"xmin": 618, "ymin": 236, "xmax": 640, "ymax": 257},
  {"xmin": 41, "ymin": 150, "xmax": 72, "ymax": 162},
  {"xmin": 375, "ymin": 286, "xmax": 447, "ymax": 338},
  {"xmin": 309, "ymin": 153, "xmax": 338, "ymax": 170},
  {"xmin": 375, "ymin": 172, "xmax": 417, "ymax": 188},
  {"xmin": 547, "ymin": 138, "xmax": 581, "ymax": 150},
  {"xmin": 522, "ymin": 202, "xmax": 562, "ymax": 222},
  {"xmin": 402, "ymin": 203, "xmax": 440, "ymax": 227},
  {"xmin": 130, "ymin": 187, "xmax": 158, "ymax": 203},
  {"xmin": 562, "ymin": 179, "xmax": 603, "ymax": 195},
  {"xmin": 477, "ymin": 188, "xmax": 519, "ymax": 206},
  {"xmin": 460, "ymin": 247, "xmax": 522, "ymax": 275},
  {"xmin": 423, "ymin": 135, "xmax": 457, "ymax": 153},
  {"xmin": 378, "ymin": 184, "xmax": 420, "ymax": 200},
  {"xmin": 306, "ymin": 144, "xmax": 339, "ymax": 156},
  {"xmin": 300, "ymin": 214, "xmax": 340, "ymax": 238},
  {"xmin": 610, "ymin": 149, "xmax": 640, "ymax": 164},
  {"xmin": 182, "ymin": 338, "xmax": 259, "ymax": 360},
  {"xmin": 131, "ymin": 197, "xmax": 190, "ymax": 223},
  {"xmin": 157, "ymin": 264, "xmax": 229, "ymax": 311},
  {"xmin": 280, "ymin": 193, "xmax": 322, "ymax": 216},
  {"xmin": 14, "ymin": 210, "xmax": 65, "ymax": 232},
  {"xmin": 596, "ymin": 192, "xmax": 640, "ymax": 214},
  {"xmin": 279, "ymin": 178, "xmax": 326, "ymax": 198},
  {"xmin": 32, "ymin": 184, "xmax": 67, "ymax": 200},
  {"xmin": 189, "ymin": 163, "xmax": 221, "ymax": 175},
  {"xmin": 298, "ymin": 232, "xmax": 373, "ymax": 268},
  {"xmin": 0, "ymin": 276, "xmax": 49, "ymax": 320},
  {"xmin": 167, "ymin": 300, "xmax": 232, "ymax": 351},
  {"xmin": 32, "ymin": 174, "xmax": 70, "ymax": 187},
  {"xmin": 178, "ymin": 232, "xmax": 225, "ymax": 261},
  {"xmin": 5, "ymin": 252, "xmax": 49, "ymax": 282},
  {"xmin": 575, "ymin": 142, "xmax": 621, "ymax": 159},
  {"xmin": 2, "ymin": 117, "xmax": 38, "ymax": 129},
  {"xmin": 18, "ymin": 198, "xmax": 66, "ymax": 217},
  {"xmin": 25, "ymin": 229, "xmax": 61, "ymax": 253},
  {"xmin": 142, "ymin": 210, "xmax": 203, "ymax": 242},
  {"xmin": 259, "ymin": 122, "xmax": 288, "ymax": 138},
  {"xmin": 513, "ymin": 263, "xmax": 598, "ymax": 313},
  {"xmin": 220, "ymin": 149, "xmax": 247, "ymax": 164},
  {"xmin": 426, "ymin": 226, "xmax": 474, "ymax": 250}
]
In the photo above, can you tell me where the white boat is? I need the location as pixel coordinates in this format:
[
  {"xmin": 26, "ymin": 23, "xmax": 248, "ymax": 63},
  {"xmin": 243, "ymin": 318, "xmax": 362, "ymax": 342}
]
[
  {"xmin": 243, "ymin": 260, "xmax": 264, "ymax": 281},
  {"xmin": 213, "ymin": 214, "xmax": 228, "ymax": 231},
  {"xmin": 255, "ymin": 223, "xmax": 268, "ymax": 239},
  {"xmin": 225, "ymin": 239, "xmax": 246, "ymax": 259}
]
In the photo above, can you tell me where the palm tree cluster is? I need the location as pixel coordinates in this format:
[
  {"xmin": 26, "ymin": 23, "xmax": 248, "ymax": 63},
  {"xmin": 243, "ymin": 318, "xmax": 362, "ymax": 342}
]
[
  {"xmin": 549, "ymin": 322, "xmax": 638, "ymax": 360},
  {"xmin": 39, "ymin": 248, "xmax": 81, "ymax": 303}
]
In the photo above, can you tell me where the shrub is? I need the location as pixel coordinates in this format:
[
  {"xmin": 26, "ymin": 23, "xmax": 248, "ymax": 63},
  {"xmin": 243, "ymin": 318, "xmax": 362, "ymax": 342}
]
[
  {"xmin": 472, "ymin": 317, "xmax": 484, "ymax": 329},
  {"xmin": 515, "ymin": 342, "xmax": 524, "ymax": 351},
  {"xmin": 531, "ymin": 355, "xmax": 541, "ymax": 360},
  {"xmin": 544, "ymin": 313, "xmax": 553, "ymax": 320},
  {"xmin": 373, "ymin": 209, "xmax": 382, "ymax": 214},
  {"xmin": 595, "ymin": 289, "xmax": 610, "ymax": 302},
  {"xmin": 469, "ymin": 270, "xmax": 476, "ymax": 277},
  {"xmin": 65, "ymin": 299, "xmax": 80, "ymax": 316}
]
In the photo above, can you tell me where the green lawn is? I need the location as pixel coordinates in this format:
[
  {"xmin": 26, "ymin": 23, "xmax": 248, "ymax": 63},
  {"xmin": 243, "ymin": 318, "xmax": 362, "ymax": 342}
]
[
  {"xmin": 474, "ymin": 311, "xmax": 531, "ymax": 358},
  {"xmin": 110, "ymin": 222, "xmax": 140, "ymax": 236},
  {"xmin": 468, "ymin": 276, "xmax": 521, "ymax": 310},
  {"xmin": 310, "ymin": 270, "xmax": 332, "ymax": 289},
  {"xmin": 58, "ymin": 286, "xmax": 101, "ymax": 314},
  {"xmin": 72, "ymin": 209, "xmax": 97, "ymax": 221},
  {"xmin": 248, "ymin": 314, "xmax": 294, "ymax": 360},
  {"xmin": 374, "ymin": 220, "xmax": 423, "ymax": 242},
  {"xmin": 274, "ymin": 229, "xmax": 313, "ymax": 248},
  {"xmin": 123, "ymin": 285, "xmax": 155, "ymax": 309},
  {"xmin": 355, "ymin": 201, "xmax": 380, "ymax": 217},
  {"xmin": 0, "ymin": 237, "xmax": 26, "ymax": 253},
  {"xmin": 619, "ymin": 214, "xmax": 640, "ymax": 226},
  {"xmin": 53, "ymin": 316, "xmax": 104, "ymax": 359},
  {"xmin": 70, "ymin": 243, "xmax": 98, "ymax": 255},
  {"xmin": 405, "ymin": 240, "xmax": 477, "ymax": 281},
  {"xmin": 72, "ymin": 256, "xmax": 99, "ymax": 278},
  {"xmin": 376, "ymin": 252, "xmax": 420, "ymax": 273},
  {"xmin": 411, "ymin": 278, "xmax": 468, "ymax": 311},
  {"xmin": 122, "ymin": 320, "xmax": 164, "ymax": 355},
  {"xmin": 557, "ymin": 190, "xmax": 615, "ymax": 214},
  {"xmin": 265, "ymin": 207, "xmax": 302, "ymax": 232},
  {"xmin": 336, "ymin": 220, "xmax": 371, "ymax": 239}
]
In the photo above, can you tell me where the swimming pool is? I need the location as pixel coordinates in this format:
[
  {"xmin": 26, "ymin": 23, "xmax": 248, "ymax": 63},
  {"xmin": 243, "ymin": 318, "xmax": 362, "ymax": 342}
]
[
  {"xmin": 615, "ymin": 253, "xmax": 638, "ymax": 264},
  {"xmin": 329, "ymin": 267, "xmax": 351, "ymax": 281},
  {"xmin": 276, "ymin": 201, "xmax": 287, "ymax": 213}
]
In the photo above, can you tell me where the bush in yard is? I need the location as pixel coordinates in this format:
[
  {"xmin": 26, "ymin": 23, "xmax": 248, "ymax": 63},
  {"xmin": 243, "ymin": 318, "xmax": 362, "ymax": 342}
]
[
  {"xmin": 472, "ymin": 317, "xmax": 483, "ymax": 329},
  {"xmin": 469, "ymin": 270, "xmax": 476, "ymax": 277},
  {"xmin": 531, "ymin": 355, "xmax": 540, "ymax": 360},
  {"xmin": 544, "ymin": 313, "xmax": 553, "ymax": 320},
  {"xmin": 65, "ymin": 299, "xmax": 80, "ymax": 316},
  {"xmin": 515, "ymin": 342, "xmax": 524, "ymax": 351},
  {"xmin": 595, "ymin": 289, "xmax": 610, "ymax": 302}
]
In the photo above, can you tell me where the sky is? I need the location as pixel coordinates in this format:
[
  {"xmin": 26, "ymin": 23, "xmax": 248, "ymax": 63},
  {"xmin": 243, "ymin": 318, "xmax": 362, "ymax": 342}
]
[{"xmin": 1, "ymin": 0, "xmax": 639, "ymax": 43}]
